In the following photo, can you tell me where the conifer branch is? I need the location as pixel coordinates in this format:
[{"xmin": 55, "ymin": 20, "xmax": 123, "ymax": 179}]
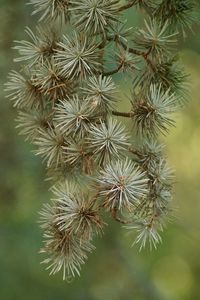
[
  {"xmin": 119, "ymin": 40, "xmax": 154, "ymax": 68},
  {"xmin": 6, "ymin": 0, "xmax": 197, "ymax": 280},
  {"xmin": 98, "ymin": 36, "xmax": 154, "ymax": 68}
]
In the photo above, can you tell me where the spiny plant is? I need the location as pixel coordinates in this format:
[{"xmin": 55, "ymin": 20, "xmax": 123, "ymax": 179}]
[{"xmin": 5, "ymin": 0, "xmax": 199, "ymax": 280}]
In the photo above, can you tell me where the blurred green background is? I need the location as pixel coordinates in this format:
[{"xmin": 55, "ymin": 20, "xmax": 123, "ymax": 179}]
[{"xmin": 1, "ymin": 1, "xmax": 200, "ymax": 299}]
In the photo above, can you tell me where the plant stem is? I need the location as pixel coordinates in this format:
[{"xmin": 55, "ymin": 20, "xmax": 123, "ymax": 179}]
[
  {"xmin": 102, "ymin": 61, "xmax": 124, "ymax": 76},
  {"xmin": 112, "ymin": 110, "xmax": 134, "ymax": 118},
  {"xmin": 98, "ymin": 36, "xmax": 154, "ymax": 69},
  {"xmin": 111, "ymin": 208, "xmax": 131, "ymax": 224},
  {"xmin": 128, "ymin": 147, "xmax": 142, "ymax": 157},
  {"xmin": 119, "ymin": 41, "xmax": 154, "ymax": 69}
]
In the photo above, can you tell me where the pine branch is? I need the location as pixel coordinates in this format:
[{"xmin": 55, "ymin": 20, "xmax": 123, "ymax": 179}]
[
  {"xmin": 6, "ymin": 0, "xmax": 196, "ymax": 280},
  {"xmin": 98, "ymin": 35, "xmax": 154, "ymax": 68},
  {"xmin": 119, "ymin": 40, "xmax": 155, "ymax": 69}
]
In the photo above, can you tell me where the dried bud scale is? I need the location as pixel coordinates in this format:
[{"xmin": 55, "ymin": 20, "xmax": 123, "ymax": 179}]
[{"xmin": 5, "ymin": 0, "xmax": 199, "ymax": 280}]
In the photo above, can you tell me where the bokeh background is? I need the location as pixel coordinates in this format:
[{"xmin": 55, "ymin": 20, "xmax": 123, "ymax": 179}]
[{"xmin": 1, "ymin": 1, "xmax": 200, "ymax": 299}]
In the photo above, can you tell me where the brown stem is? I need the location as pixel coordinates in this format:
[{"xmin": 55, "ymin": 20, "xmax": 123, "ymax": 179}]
[
  {"xmin": 128, "ymin": 147, "xmax": 142, "ymax": 157},
  {"xmin": 98, "ymin": 35, "xmax": 154, "ymax": 69},
  {"xmin": 128, "ymin": 46, "xmax": 147, "ymax": 57},
  {"xmin": 112, "ymin": 110, "xmax": 134, "ymax": 118},
  {"xmin": 47, "ymin": 83, "xmax": 66, "ymax": 92},
  {"xmin": 111, "ymin": 208, "xmax": 131, "ymax": 225},
  {"xmin": 119, "ymin": 41, "xmax": 154, "ymax": 69},
  {"xmin": 102, "ymin": 61, "xmax": 124, "ymax": 76}
]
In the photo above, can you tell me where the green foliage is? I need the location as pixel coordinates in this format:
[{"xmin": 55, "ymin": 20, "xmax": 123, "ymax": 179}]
[
  {"xmin": 132, "ymin": 84, "xmax": 177, "ymax": 137},
  {"xmin": 33, "ymin": 127, "xmax": 67, "ymax": 167},
  {"xmin": 81, "ymin": 75, "xmax": 117, "ymax": 113},
  {"xmin": 51, "ymin": 182, "xmax": 103, "ymax": 237},
  {"xmin": 16, "ymin": 109, "xmax": 51, "ymax": 141},
  {"xmin": 5, "ymin": 70, "xmax": 41, "ymax": 109},
  {"xmin": 133, "ymin": 19, "xmax": 177, "ymax": 59},
  {"xmin": 55, "ymin": 33, "xmax": 101, "ymax": 79},
  {"xmin": 6, "ymin": 0, "xmax": 199, "ymax": 280},
  {"xmin": 87, "ymin": 118, "xmax": 130, "ymax": 165},
  {"xmin": 33, "ymin": 59, "xmax": 74, "ymax": 101},
  {"xmin": 14, "ymin": 26, "xmax": 61, "ymax": 66},
  {"xmin": 154, "ymin": 0, "xmax": 199, "ymax": 34},
  {"xmin": 29, "ymin": 0, "xmax": 70, "ymax": 22},
  {"xmin": 125, "ymin": 218, "xmax": 163, "ymax": 251},
  {"xmin": 54, "ymin": 96, "xmax": 96, "ymax": 137},
  {"xmin": 70, "ymin": 0, "xmax": 120, "ymax": 36},
  {"xmin": 97, "ymin": 158, "xmax": 148, "ymax": 211}
]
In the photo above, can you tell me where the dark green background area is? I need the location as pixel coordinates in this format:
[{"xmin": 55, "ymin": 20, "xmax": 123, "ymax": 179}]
[{"xmin": 1, "ymin": 1, "xmax": 200, "ymax": 299}]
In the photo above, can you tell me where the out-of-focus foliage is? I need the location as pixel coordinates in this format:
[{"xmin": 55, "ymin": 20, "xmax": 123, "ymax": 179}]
[{"xmin": 1, "ymin": 0, "xmax": 200, "ymax": 299}]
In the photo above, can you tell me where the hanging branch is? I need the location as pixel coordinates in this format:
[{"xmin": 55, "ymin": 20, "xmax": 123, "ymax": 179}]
[{"xmin": 5, "ymin": 0, "xmax": 197, "ymax": 281}]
